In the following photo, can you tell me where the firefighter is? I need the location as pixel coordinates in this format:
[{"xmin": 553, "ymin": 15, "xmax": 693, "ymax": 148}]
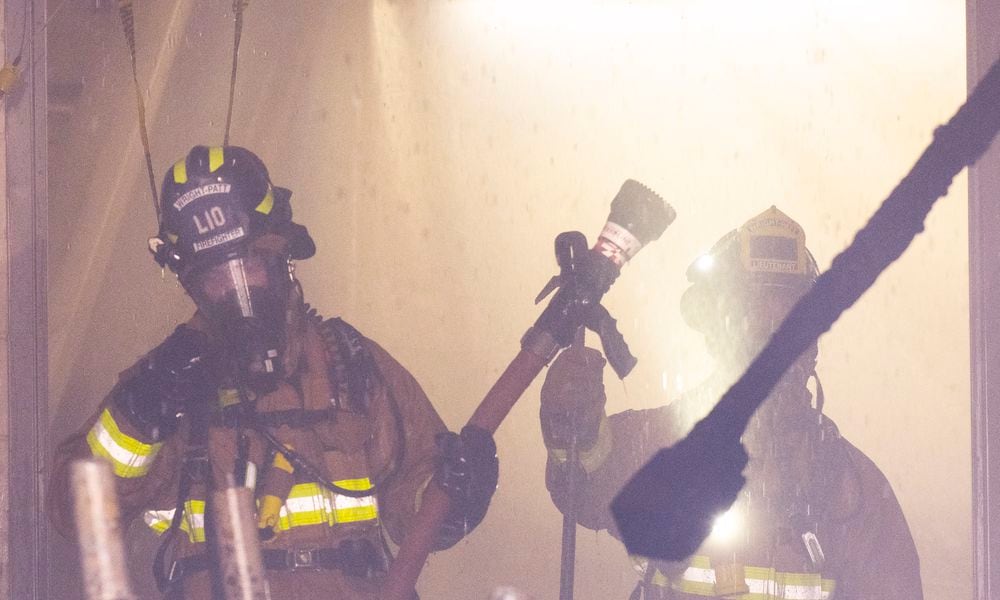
[
  {"xmin": 540, "ymin": 206, "xmax": 923, "ymax": 599},
  {"xmin": 47, "ymin": 145, "xmax": 498, "ymax": 599}
]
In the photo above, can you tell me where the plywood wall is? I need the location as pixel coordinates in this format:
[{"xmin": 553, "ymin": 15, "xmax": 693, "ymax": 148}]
[{"xmin": 46, "ymin": 2, "xmax": 970, "ymax": 598}]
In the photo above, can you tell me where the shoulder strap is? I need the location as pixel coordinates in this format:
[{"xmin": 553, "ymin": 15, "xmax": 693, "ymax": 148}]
[
  {"xmin": 319, "ymin": 316, "xmax": 380, "ymax": 415},
  {"xmin": 152, "ymin": 417, "xmax": 211, "ymax": 592}
]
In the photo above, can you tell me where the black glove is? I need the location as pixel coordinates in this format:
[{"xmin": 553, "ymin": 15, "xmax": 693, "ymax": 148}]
[
  {"xmin": 540, "ymin": 345, "xmax": 607, "ymax": 451},
  {"xmin": 432, "ymin": 425, "xmax": 499, "ymax": 550},
  {"xmin": 112, "ymin": 325, "xmax": 215, "ymax": 441}
]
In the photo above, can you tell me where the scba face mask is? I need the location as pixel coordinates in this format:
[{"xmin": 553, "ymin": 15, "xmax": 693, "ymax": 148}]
[{"xmin": 182, "ymin": 246, "xmax": 296, "ymax": 394}]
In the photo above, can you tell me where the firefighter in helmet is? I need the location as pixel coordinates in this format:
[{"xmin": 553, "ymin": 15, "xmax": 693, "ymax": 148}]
[
  {"xmin": 47, "ymin": 146, "xmax": 498, "ymax": 599},
  {"xmin": 540, "ymin": 206, "xmax": 923, "ymax": 599}
]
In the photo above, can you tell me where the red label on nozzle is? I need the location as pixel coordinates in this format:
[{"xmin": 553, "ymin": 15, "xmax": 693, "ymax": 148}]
[{"xmin": 594, "ymin": 221, "xmax": 643, "ymax": 268}]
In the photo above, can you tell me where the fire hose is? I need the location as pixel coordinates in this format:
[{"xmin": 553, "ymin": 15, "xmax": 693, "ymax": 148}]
[{"xmin": 380, "ymin": 180, "xmax": 675, "ymax": 600}]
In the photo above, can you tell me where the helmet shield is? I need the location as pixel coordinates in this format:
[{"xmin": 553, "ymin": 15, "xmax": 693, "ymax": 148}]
[
  {"xmin": 736, "ymin": 205, "xmax": 812, "ymax": 280},
  {"xmin": 182, "ymin": 246, "xmax": 294, "ymax": 394},
  {"xmin": 168, "ymin": 182, "xmax": 258, "ymax": 276}
]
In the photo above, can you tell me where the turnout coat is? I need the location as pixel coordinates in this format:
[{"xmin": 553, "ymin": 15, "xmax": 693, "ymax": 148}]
[
  {"xmin": 48, "ymin": 312, "xmax": 447, "ymax": 600},
  {"xmin": 546, "ymin": 380, "xmax": 923, "ymax": 600}
]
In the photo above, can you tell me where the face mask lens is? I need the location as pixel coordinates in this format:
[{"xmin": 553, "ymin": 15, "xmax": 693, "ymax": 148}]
[
  {"xmin": 186, "ymin": 251, "xmax": 287, "ymax": 318},
  {"xmin": 182, "ymin": 248, "xmax": 292, "ymax": 393}
]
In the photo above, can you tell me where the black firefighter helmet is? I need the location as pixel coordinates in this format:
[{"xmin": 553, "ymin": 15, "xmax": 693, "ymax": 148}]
[
  {"xmin": 148, "ymin": 145, "xmax": 317, "ymax": 393},
  {"xmin": 149, "ymin": 145, "xmax": 315, "ymax": 277}
]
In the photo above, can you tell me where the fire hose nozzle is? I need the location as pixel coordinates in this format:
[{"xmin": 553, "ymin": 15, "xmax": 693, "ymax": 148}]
[
  {"xmin": 527, "ymin": 180, "xmax": 674, "ymax": 377},
  {"xmin": 595, "ymin": 179, "xmax": 676, "ymax": 268}
]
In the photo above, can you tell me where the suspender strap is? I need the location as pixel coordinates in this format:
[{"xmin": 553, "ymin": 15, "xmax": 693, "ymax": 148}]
[{"xmin": 153, "ymin": 416, "xmax": 212, "ymax": 592}]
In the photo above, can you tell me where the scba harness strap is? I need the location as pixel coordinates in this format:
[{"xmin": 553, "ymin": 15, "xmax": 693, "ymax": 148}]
[{"xmin": 318, "ymin": 315, "xmax": 379, "ymax": 415}]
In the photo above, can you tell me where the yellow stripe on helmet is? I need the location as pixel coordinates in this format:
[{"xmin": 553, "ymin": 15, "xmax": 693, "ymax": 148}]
[
  {"xmin": 172, "ymin": 159, "xmax": 188, "ymax": 184},
  {"xmin": 208, "ymin": 146, "xmax": 225, "ymax": 173},
  {"xmin": 255, "ymin": 188, "xmax": 274, "ymax": 215}
]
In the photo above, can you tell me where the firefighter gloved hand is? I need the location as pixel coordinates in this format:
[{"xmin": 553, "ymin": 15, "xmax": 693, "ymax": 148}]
[
  {"xmin": 432, "ymin": 425, "xmax": 499, "ymax": 550},
  {"xmin": 540, "ymin": 345, "xmax": 607, "ymax": 452},
  {"xmin": 112, "ymin": 325, "xmax": 215, "ymax": 442}
]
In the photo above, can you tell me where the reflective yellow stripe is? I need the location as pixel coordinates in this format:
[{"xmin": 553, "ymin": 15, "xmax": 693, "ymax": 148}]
[
  {"xmin": 172, "ymin": 159, "xmax": 188, "ymax": 184},
  {"xmin": 254, "ymin": 188, "xmax": 274, "ymax": 215},
  {"xmin": 677, "ymin": 555, "xmax": 715, "ymax": 596},
  {"xmin": 279, "ymin": 483, "xmax": 329, "ymax": 530},
  {"xmin": 143, "ymin": 509, "xmax": 173, "ymax": 534},
  {"xmin": 743, "ymin": 566, "xmax": 780, "ymax": 598},
  {"xmin": 142, "ymin": 499, "xmax": 206, "ymax": 544},
  {"xmin": 184, "ymin": 500, "xmax": 206, "ymax": 543},
  {"xmin": 86, "ymin": 408, "xmax": 162, "ymax": 478},
  {"xmin": 277, "ymin": 480, "xmax": 378, "ymax": 531},
  {"xmin": 218, "ymin": 388, "xmax": 240, "ymax": 408},
  {"xmin": 647, "ymin": 555, "xmax": 836, "ymax": 600},
  {"xmin": 208, "ymin": 146, "xmax": 224, "ymax": 173},
  {"xmin": 143, "ymin": 480, "xmax": 377, "ymax": 541},
  {"xmin": 330, "ymin": 478, "xmax": 378, "ymax": 523},
  {"xmin": 334, "ymin": 478, "xmax": 374, "ymax": 492}
]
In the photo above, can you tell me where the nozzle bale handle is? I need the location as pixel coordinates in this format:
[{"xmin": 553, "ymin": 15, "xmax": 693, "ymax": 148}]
[
  {"xmin": 380, "ymin": 180, "xmax": 672, "ymax": 600},
  {"xmin": 588, "ymin": 305, "xmax": 637, "ymax": 379}
]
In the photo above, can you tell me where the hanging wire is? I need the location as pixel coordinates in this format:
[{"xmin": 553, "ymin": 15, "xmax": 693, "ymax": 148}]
[
  {"xmin": 13, "ymin": 0, "xmax": 30, "ymax": 65},
  {"xmin": 4, "ymin": 0, "xmax": 71, "ymax": 82},
  {"xmin": 223, "ymin": 0, "xmax": 249, "ymax": 146},
  {"xmin": 0, "ymin": 0, "xmax": 32, "ymax": 96},
  {"xmin": 117, "ymin": 0, "xmax": 161, "ymax": 226}
]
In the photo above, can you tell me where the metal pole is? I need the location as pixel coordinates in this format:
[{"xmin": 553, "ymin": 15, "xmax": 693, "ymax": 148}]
[
  {"xmin": 559, "ymin": 436, "xmax": 579, "ymax": 600},
  {"xmin": 558, "ymin": 328, "xmax": 587, "ymax": 600},
  {"xmin": 70, "ymin": 460, "xmax": 136, "ymax": 600},
  {"xmin": 212, "ymin": 485, "xmax": 269, "ymax": 600},
  {"xmin": 4, "ymin": 0, "xmax": 47, "ymax": 597}
]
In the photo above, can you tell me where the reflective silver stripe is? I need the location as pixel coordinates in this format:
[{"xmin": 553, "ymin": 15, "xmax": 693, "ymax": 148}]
[
  {"xmin": 671, "ymin": 557, "xmax": 835, "ymax": 600},
  {"xmin": 86, "ymin": 409, "xmax": 161, "ymax": 477},
  {"xmin": 280, "ymin": 491, "xmax": 331, "ymax": 516},
  {"xmin": 277, "ymin": 482, "xmax": 379, "ymax": 527},
  {"xmin": 334, "ymin": 493, "xmax": 374, "ymax": 512},
  {"xmin": 184, "ymin": 506, "xmax": 205, "ymax": 534},
  {"xmin": 683, "ymin": 566, "xmax": 716, "ymax": 585},
  {"xmin": 143, "ymin": 509, "xmax": 174, "ymax": 533},
  {"xmin": 746, "ymin": 577, "xmax": 780, "ymax": 596},
  {"xmin": 142, "ymin": 501, "xmax": 206, "ymax": 543},
  {"xmin": 90, "ymin": 423, "xmax": 151, "ymax": 466},
  {"xmin": 782, "ymin": 583, "xmax": 825, "ymax": 600}
]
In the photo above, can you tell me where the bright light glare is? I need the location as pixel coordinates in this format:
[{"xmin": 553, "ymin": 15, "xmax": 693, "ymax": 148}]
[
  {"xmin": 456, "ymin": 0, "xmax": 919, "ymax": 41},
  {"xmin": 457, "ymin": 0, "xmax": 678, "ymax": 36},
  {"xmin": 709, "ymin": 508, "xmax": 741, "ymax": 544},
  {"xmin": 694, "ymin": 254, "xmax": 715, "ymax": 273}
]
